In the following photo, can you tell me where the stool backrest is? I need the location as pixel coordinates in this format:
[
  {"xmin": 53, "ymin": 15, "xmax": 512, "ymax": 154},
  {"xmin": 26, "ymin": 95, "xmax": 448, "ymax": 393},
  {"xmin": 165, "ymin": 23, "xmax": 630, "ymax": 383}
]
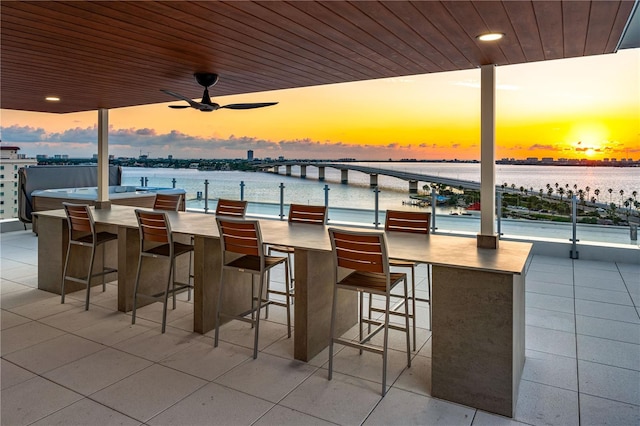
[
  {"xmin": 288, "ymin": 204, "xmax": 327, "ymax": 224},
  {"xmin": 63, "ymin": 202, "xmax": 95, "ymax": 239},
  {"xmin": 215, "ymin": 199, "xmax": 247, "ymax": 218},
  {"xmin": 135, "ymin": 210, "xmax": 171, "ymax": 244},
  {"xmin": 384, "ymin": 210, "xmax": 430, "ymax": 234},
  {"xmin": 328, "ymin": 228, "xmax": 388, "ymax": 274},
  {"xmin": 153, "ymin": 193, "xmax": 182, "ymax": 211},
  {"xmin": 216, "ymin": 217, "xmax": 262, "ymax": 257}
]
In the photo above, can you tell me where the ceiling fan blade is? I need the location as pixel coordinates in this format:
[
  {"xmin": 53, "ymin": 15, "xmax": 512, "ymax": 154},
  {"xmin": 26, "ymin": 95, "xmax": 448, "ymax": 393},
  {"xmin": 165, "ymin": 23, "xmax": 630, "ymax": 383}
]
[
  {"xmin": 168, "ymin": 105, "xmax": 191, "ymax": 109},
  {"xmin": 220, "ymin": 102, "xmax": 278, "ymax": 110},
  {"xmin": 161, "ymin": 89, "xmax": 204, "ymax": 109}
]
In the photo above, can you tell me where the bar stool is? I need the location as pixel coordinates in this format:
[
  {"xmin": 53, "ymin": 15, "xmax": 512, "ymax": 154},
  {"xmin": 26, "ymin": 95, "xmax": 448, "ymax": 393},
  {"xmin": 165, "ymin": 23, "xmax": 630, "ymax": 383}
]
[
  {"xmin": 214, "ymin": 217, "xmax": 291, "ymax": 359},
  {"xmin": 131, "ymin": 209, "xmax": 194, "ymax": 333},
  {"xmin": 61, "ymin": 202, "xmax": 118, "ymax": 311},
  {"xmin": 266, "ymin": 204, "xmax": 327, "ymax": 318},
  {"xmin": 215, "ymin": 199, "xmax": 247, "ymax": 217},
  {"xmin": 378, "ymin": 210, "xmax": 431, "ymax": 350},
  {"xmin": 328, "ymin": 227, "xmax": 411, "ymax": 396},
  {"xmin": 153, "ymin": 193, "xmax": 183, "ymax": 211},
  {"xmin": 153, "ymin": 193, "xmax": 193, "ymax": 301}
]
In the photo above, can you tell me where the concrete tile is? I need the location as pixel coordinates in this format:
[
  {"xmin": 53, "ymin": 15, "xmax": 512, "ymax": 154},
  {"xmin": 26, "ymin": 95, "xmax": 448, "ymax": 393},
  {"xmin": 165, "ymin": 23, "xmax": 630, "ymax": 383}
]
[
  {"xmin": 472, "ymin": 411, "xmax": 530, "ymax": 426},
  {"xmin": 576, "ymin": 315, "xmax": 640, "ymax": 344},
  {"xmin": 211, "ymin": 317, "xmax": 290, "ymax": 352},
  {"xmin": 575, "ymin": 286, "xmax": 634, "ymax": 305},
  {"xmin": 0, "ymin": 320, "xmax": 65, "ymax": 356},
  {"xmin": 215, "ymin": 352, "xmax": 317, "ymax": 403},
  {"xmin": 43, "ymin": 304, "xmax": 117, "ymax": 332},
  {"xmin": 514, "ymin": 380, "xmax": 578, "ymax": 426},
  {"xmin": 1, "ymin": 288, "xmax": 55, "ymax": 310},
  {"xmin": 1, "ymin": 359, "xmax": 36, "ymax": 390},
  {"xmin": 9, "ymin": 293, "xmax": 82, "ymax": 319},
  {"xmin": 280, "ymin": 370, "xmax": 382, "ymax": 425},
  {"xmin": 159, "ymin": 339, "xmax": 253, "ymax": 381},
  {"xmin": 526, "ymin": 281, "xmax": 574, "ymax": 298},
  {"xmin": 578, "ymin": 360, "xmax": 640, "ymax": 405},
  {"xmin": 526, "ymin": 293, "xmax": 574, "ymax": 314},
  {"xmin": 43, "ymin": 348, "xmax": 152, "ymax": 395},
  {"xmin": 31, "ymin": 398, "xmax": 141, "ymax": 426},
  {"xmin": 329, "ymin": 346, "xmax": 410, "ymax": 387},
  {"xmin": 113, "ymin": 326, "xmax": 200, "ymax": 362},
  {"xmin": 529, "ymin": 255, "xmax": 573, "ymax": 268},
  {"xmin": 92, "ymin": 364, "xmax": 207, "ymax": 423},
  {"xmin": 525, "ymin": 325, "xmax": 576, "ymax": 358},
  {"xmin": 1, "ymin": 309, "xmax": 31, "ymax": 330},
  {"xmin": 364, "ymin": 387, "xmax": 475, "ymax": 425},
  {"xmin": 0, "ymin": 376, "xmax": 82, "ymax": 426},
  {"xmin": 526, "ymin": 270, "xmax": 573, "ymax": 285},
  {"xmin": 254, "ymin": 405, "xmax": 335, "ymax": 426},
  {"xmin": 575, "ymin": 299, "xmax": 640, "ymax": 323},
  {"xmin": 525, "ymin": 307, "xmax": 575, "ymax": 333},
  {"xmin": 522, "ymin": 350, "xmax": 578, "ymax": 391},
  {"xmin": 74, "ymin": 311, "xmax": 158, "ymax": 346},
  {"xmin": 0, "ymin": 279, "xmax": 30, "ymax": 294},
  {"xmin": 392, "ymin": 354, "xmax": 431, "ymax": 396},
  {"xmin": 574, "ymin": 259, "xmax": 620, "ymax": 272},
  {"xmin": 574, "ymin": 271, "xmax": 627, "ymax": 292},
  {"xmin": 4, "ymin": 333, "xmax": 105, "ymax": 374},
  {"xmin": 148, "ymin": 382, "xmax": 273, "ymax": 426},
  {"xmin": 577, "ymin": 334, "xmax": 640, "ymax": 370},
  {"xmin": 579, "ymin": 394, "xmax": 640, "ymax": 426}
]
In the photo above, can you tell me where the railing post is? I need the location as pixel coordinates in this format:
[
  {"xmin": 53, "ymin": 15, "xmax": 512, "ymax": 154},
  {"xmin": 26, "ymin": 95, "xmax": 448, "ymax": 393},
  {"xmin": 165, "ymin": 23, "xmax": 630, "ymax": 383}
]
[
  {"xmin": 240, "ymin": 181, "xmax": 245, "ymax": 201},
  {"xmin": 570, "ymin": 195, "xmax": 579, "ymax": 259},
  {"xmin": 279, "ymin": 182, "xmax": 285, "ymax": 220},
  {"xmin": 497, "ymin": 190, "xmax": 503, "ymax": 236},
  {"xmin": 171, "ymin": 178, "xmax": 176, "ymax": 189},
  {"xmin": 140, "ymin": 177, "xmax": 144, "ymax": 187},
  {"xmin": 324, "ymin": 184, "xmax": 330, "ymax": 223},
  {"xmin": 373, "ymin": 187, "xmax": 380, "ymax": 229},
  {"xmin": 204, "ymin": 179, "xmax": 209, "ymax": 214},
  {"xmin": 431, "ymin": 186, "xmax": 437, "ymax": 233},
  {"xmin": 144, "ymin": 177, "xmax": 148, "ymax": 187}
]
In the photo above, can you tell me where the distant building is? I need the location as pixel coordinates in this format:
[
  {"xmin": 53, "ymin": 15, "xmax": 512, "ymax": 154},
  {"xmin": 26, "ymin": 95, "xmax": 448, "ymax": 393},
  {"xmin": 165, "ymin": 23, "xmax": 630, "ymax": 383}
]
[
  {"xmin": 36, "ymin": 154, "xmax": 48, "ymax": 160},
  {"xmin": 168, "ymin": 155, "xmax": 173, "ymax": 161},
  {"xmin": 541, "ymin": 157, "xmax": 554, "ymax": 163},
  {"xmin": 247, "ymin": 150, "xmax": 254, "ymax": 161},
  {"xmin": 278, "ymin": 155, "xmax": 284, "ymax": 161},
  {"xmin": 0, "ymin": 146, "xmax": 38, "ymax": 219}
]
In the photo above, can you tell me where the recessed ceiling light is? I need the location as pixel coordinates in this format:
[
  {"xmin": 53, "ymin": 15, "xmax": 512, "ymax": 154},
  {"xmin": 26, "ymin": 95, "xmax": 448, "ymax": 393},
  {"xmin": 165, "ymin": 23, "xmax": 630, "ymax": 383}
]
[
  {"xmin": 477, "ymin": 33, "xmax": 504, "ymax": 42},
  {"xmin": 45, "ymin": 96, "xmax": 61, "ymax": 102}
]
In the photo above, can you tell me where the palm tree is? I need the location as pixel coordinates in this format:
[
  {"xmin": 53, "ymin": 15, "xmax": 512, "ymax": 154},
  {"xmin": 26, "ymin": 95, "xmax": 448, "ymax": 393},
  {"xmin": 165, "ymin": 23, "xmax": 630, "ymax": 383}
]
[
  {"xmin": 619, "ymin": 189, "xmax": 625, "ymax": 207},
  {"xmin": 594, "ymin": 188, "xmax": 600, "ymax": 202},
  {"xmin": 578, "ymin": 189, "xmax": 585, "ymax": 203},
  {"xmin": 547, "ymin": 187, "xmax": 554, "ymax": 198},
  {"xmin": 608, "ymin": 188, "xmax": 613, "ymax": 203},
  {"xmin": 555, "ymin": 182, "xmax": 559, "ymax": 192},
  {"xmin": 558, "ymin": 187, "xmax": 565, "ymax": 200},
  {"xmin": 633, "ymin": 190, "xmax": 638, "ymax": 201},
  {"xmin": 539, "ymin": 188, "xmax": 544, "ymax": 198}
]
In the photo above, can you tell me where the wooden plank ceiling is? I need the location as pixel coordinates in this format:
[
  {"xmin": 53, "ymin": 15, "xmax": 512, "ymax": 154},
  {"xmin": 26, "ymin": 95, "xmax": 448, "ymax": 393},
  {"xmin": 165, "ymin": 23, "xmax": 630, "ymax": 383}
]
[{"xmin": 1, "ymin": 1, "xmax": 635, "ymax": 113}]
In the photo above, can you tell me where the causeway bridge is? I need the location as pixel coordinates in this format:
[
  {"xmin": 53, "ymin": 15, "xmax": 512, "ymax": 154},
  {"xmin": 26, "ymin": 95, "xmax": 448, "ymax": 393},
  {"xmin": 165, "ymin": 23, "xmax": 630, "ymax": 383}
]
[{"xmin": 254, "ymin": 162, "xmax": 487, "ymax": 193}]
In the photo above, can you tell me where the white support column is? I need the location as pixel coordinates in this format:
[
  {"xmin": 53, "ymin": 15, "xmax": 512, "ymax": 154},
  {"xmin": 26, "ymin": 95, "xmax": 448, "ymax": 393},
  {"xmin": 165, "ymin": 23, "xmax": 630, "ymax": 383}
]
[
  {"xmin": 96, "ymin": 108, "xmax": 111, "ymax": 209},
  {"xmin": 478, "ymin": 65, "xmax": 498, "ymax": 249}
]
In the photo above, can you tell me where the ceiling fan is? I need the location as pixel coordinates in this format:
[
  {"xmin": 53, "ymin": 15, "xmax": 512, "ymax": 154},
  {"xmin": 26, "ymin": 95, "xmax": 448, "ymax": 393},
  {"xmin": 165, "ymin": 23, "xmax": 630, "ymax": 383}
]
[{"xmin": 161, "ymin": 73, "xmax": 278, "ymax": 112}]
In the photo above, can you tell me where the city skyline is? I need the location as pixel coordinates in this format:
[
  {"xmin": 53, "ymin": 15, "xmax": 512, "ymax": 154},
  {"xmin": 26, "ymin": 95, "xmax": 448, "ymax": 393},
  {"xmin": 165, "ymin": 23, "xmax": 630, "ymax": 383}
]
[{"xmin": 1, "ymin": 48, "xmax": 638, "ymax": 161}]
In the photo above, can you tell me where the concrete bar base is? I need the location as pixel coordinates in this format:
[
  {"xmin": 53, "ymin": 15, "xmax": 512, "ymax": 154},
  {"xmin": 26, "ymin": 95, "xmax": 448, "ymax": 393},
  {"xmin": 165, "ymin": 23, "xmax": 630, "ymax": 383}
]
[
  {"xmin": 294, "ymin": 249, "xmax": 356, "ymax": 361},
  {"xmin": 94, "ymin": 200, "xmax": 112, "ymax": 209},
  {"xmin": 432, "ymin": 265, "xmax": 525, "ymax": 417}
]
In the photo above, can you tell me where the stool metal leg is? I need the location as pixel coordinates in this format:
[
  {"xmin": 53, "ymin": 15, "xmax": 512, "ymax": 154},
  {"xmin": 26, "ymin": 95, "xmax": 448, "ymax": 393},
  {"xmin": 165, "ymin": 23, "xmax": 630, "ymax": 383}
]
[{"xmin": 85, "ymin": 244, "xmax": 97, "ymax": 311}]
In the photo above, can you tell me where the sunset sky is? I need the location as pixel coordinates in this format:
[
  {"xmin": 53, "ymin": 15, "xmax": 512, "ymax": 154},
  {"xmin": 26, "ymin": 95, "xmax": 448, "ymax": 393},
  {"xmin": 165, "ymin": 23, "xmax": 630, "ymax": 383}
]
[{"xmin": 1, "ymin": 48, "xmax": 638, "ymax": 161}]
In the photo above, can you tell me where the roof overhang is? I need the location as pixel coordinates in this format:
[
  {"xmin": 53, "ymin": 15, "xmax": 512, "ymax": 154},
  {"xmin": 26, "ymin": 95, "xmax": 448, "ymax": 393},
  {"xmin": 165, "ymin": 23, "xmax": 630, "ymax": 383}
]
[{"xmin": 1, "ymin": 0, "xmax": 637, "ymax": 114}]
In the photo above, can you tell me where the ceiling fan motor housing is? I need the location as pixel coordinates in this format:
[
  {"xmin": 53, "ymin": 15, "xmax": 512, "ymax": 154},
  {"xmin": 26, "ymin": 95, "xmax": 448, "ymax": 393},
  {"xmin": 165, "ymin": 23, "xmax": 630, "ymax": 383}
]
[{"xmin": 194, "ymin": 73, "xmax": 219, "ymax": 88}]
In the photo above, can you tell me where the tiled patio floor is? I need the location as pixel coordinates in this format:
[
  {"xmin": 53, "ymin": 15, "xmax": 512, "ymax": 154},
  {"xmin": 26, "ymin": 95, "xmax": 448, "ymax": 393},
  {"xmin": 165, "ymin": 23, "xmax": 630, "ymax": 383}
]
[{"xmin": 1, "ymin": 229, "xmax": 638, "ymax": 425}]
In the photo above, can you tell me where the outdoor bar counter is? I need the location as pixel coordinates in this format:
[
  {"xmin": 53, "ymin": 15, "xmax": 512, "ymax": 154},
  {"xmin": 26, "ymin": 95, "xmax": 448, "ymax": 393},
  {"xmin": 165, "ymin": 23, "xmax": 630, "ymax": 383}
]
[{"xmin": 34, "ymin": 205, "xmax": 531, "ymax": 417}]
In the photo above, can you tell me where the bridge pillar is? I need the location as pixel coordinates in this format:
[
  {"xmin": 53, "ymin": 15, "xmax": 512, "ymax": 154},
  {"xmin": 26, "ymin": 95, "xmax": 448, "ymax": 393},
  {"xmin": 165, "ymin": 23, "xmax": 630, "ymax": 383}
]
[
  {"xmin": 286, "ymin": 165, "xmax": 292, "ymax": 176},
  {"xmin": 409, "ymin": 180, "xmax": 419, "ymax": 194},
  {"xmin": 318, "ymin": 167, "xmax": 325, "ymax": 181},
  {"xmin": 300, "ymin": 165, "xmax": 307, "ymax": 179},
  {"xmin": 273, "ymin": 166, "xmax": 279, "ymax": 174},
  {"xmin": 370, "ymin": 174, "xmax": 378, "ymax": 187},
  {"xmin": 341, "ymin": 169, "xmax": 348, "ymax": 184}
]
